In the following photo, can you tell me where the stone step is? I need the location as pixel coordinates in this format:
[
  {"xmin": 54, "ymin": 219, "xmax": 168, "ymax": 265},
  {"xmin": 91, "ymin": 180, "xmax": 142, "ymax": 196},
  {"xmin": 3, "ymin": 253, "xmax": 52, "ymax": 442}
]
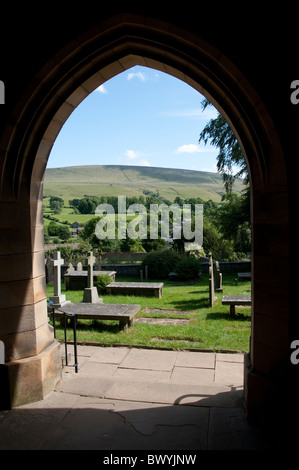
[{"xmin": 55, "ymin": 374, "xmax": 243, "ymax": 408}]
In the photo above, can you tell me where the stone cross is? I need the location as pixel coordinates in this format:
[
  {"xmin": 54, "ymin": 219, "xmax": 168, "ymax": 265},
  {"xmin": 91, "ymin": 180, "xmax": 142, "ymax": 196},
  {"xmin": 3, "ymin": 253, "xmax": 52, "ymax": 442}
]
[
  {"xmin": 49, "ymin": 251, "xmax": 69, "ymax": 307},
  {"xmin": 87, "ymin": 251, "xmax": 96, "ymax": 288},
  {"xmin": 52, "ymin": 251, "xmax": 64, "ymax": 296},
  {"xmin": 82, "ymin": 251, "xmax": 103, "ymax": 304}
]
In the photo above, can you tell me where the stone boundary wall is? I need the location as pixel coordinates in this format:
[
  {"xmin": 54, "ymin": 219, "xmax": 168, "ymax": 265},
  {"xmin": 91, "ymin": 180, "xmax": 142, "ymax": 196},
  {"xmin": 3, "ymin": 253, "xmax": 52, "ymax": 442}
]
[{"xmin": 200, "ymin": 260, "xmax": 251, "ymax": 273}]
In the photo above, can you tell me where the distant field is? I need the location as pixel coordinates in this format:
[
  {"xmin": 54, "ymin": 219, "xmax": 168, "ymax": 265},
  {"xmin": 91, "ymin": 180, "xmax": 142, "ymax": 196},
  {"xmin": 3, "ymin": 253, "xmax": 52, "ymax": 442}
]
[{"xmin": 44, "ymin": 164, "xmax": 245, "ymax": 204}]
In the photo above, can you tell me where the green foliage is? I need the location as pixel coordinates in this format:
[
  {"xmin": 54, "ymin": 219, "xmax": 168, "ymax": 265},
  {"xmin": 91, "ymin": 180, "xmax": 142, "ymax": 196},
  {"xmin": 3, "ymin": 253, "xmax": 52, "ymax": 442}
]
[
  {"xmin": 77, "ymin": 197, "xmax": 99, "ymax": 214},
  {"xmin": 174, "ymin": 256, "xmax": 202, "ymax": 280},
  {"xmin": 57, "ymin": 225, "xmax": 71, "ymax": 241},
  {"xmin": 49, "ymin": 196, "xmax": 64, "ymax": 214},
  {"xmin": 47, "ymin": 220, "xmax": 60, "ymax": 236},
  {"xmin": 142, "ymin": 249, "xmax": 181, "ymax": 279},
  {"xmin": 142, "ymin": 237, "xmax": 167, "ymax": 252},
  {"xmin": 52, "ymin": 241, "xmax": 92, "ymax": 264},
  {"xmin": 120, "ymin": 238, "xmax": 145, "ymax": 252},
  {"xmin": 94, "ymin": 274, "xmax": 112, "ymax": 294},
  {"xmin": 199, "ymin": 98, "xmax": 249, "ymax": 193},
  {"xmin": 203, "ymin": 217, "xmax": 234, "ymax": 261}
]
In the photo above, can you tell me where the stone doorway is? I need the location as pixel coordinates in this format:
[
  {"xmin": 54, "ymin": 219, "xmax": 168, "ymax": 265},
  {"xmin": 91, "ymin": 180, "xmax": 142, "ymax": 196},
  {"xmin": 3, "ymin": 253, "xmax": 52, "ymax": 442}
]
[{"xmin": 0, "ymin": 13, "xmax": 291, "ymax": 426}]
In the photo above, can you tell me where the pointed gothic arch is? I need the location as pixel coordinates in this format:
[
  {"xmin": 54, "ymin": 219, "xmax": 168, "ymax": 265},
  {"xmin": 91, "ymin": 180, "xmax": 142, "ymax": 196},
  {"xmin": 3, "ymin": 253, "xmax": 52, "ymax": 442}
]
[{"xmin": 0, "ymin": 14, "xmax": 290, "ymax": 424}]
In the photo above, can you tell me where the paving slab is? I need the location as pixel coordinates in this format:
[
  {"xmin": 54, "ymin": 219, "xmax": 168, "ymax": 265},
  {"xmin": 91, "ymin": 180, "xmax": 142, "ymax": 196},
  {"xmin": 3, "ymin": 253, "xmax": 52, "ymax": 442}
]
[
  {"xmin": 120, "ymin": 348, "xmax": 179, "ymax": 371},
  {"xmin": 114, "ymin": 368, "xmax": 171, "ymax": 382},
  {"xmin": 208, "ymin": 407, "xmax": 262, "ymax": 450},
  {"xmin": 89, "ymin": 346, "xmax": 130, "ymax": 364},
  {"xmin": 0, "ymin": 346, "xmax": 269, "ymax": 450},
  {"xmin": 216, "ymin": 352, "xmax": 244, "ymax": 363},
  {"xmin": 170, "ymin": 366, "xmax": 215, "ymax": 384},
  {"xmin": 75, "ymin": 344, "xmax": 100, "ymax": 357},
  {"xmin": 135, "ymin": 317, "xmax": 189, "ymax": 325},
  {"xmin": 78, "ymin": 361, "xmax": 118, "ymax": 377},
  {"xmin": 55, "ymin": 374, "xmax": 115, "ymax": 398},
  {"xmin": 215, "ymin": 360, "xmax": 244, "ymax": 386},
  {"xmin": 175, "ymin": 350, "xmax": 216, "ymax": 368},
  {"xmin": 103, "ymin": 378, "xmax": 242, "ymax": 407},
  {"xmin": 42, "ymin": 396, "xmax": 210, "ymax": 450},
  {"xmin": 0, "ymin": 392, "xmax": 80, "ymax": 450}
]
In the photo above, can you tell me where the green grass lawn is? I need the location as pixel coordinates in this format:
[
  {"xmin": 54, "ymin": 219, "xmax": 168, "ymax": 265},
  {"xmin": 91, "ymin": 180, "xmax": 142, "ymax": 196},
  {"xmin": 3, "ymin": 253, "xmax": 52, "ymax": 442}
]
[{"xmin": 47, "ymin": 273, "xmax": 251, "ymax": 352}]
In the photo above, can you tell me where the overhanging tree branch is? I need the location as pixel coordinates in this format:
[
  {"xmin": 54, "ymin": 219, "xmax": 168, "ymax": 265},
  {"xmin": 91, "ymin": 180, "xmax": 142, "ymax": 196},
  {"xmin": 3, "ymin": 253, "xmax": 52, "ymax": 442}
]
[{"xmin": 199, "ymin": 98, "xmax": 249, "ymax": 193}]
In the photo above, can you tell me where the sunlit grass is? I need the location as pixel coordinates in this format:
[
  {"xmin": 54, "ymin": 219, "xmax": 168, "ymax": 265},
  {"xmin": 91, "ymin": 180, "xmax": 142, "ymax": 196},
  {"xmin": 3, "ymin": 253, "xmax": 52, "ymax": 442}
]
[{"xmin": 47, "ymin": 273, "xmax": 251, "ymax": 352}]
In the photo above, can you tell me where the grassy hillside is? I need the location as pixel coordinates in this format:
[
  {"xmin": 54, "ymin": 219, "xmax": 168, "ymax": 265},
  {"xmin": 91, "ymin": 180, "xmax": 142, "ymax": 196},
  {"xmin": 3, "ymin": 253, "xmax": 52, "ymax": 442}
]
[{"xmin": 44, "ymin": 165, "xmax": 245, "ymax": 203}]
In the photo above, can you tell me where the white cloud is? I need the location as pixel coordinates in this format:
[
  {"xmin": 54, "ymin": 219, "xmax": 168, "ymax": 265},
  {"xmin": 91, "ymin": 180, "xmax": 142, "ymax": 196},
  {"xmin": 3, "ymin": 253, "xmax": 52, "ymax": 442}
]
[
  {"xmin": 175, "ymin": 144, "xmax": 217, "ymax": 154},
  {"xmin": 96, "ymin": 84, "xmax": 108, "ymax": 94},
  {"xmin": 123, "ymin": 150, "xmax": 151, "ymax": 167},
  {"xmin": 127, "ymin": 71, "xmax": 146, "ymax": 82},
  {"xmin": 124, "ymin": 149, "xmax": 140, "ymax": 159},
  {"xmin": 175, "ymin": 144, "xmax": 201, "ymax": 154}
]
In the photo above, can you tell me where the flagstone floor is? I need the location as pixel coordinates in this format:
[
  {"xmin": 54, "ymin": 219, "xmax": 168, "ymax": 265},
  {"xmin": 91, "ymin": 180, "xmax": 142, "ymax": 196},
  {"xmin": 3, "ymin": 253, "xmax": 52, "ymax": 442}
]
[{"xmin": 0, "ymin": 345, "xmax": 279, "ymax": 451}]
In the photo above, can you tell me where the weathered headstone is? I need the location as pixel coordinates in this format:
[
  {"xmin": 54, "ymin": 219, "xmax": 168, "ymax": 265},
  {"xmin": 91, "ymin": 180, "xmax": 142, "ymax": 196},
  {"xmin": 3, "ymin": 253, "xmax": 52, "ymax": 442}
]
[
  {"xmin": 82, "ymin": 251, "xmax": 103, "ymax": 303},
  {"xmin": 209, "ymin": 265, "xmax": 215, "ymax": 307},
  {"xmin": 66, "ymin": 263, "xmax": 75, "ymax": 274},
  {"xmin": 49, "ymin": 251, "xmax": 70, "ymax": 308},
  {"xmin": 208, "ymin": 252, "xmax": 216, "ymax": 307},
  {"xmin": 45, "ymin": 252, "xmax": 54, "ymax": 283},
  {"xmin": 215, "ymin": 261, "xmax": 223, "ymax": 293},
  {"xmin": 76, "ymin": 262, "xmax": 83, "ymax": 271}
]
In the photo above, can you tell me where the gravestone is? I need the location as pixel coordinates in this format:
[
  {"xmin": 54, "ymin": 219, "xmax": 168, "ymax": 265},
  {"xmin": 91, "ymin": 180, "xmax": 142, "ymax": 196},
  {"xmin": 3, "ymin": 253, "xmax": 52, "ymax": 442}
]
[
  {"xmin": 49, "ymin": 251, "xmax": 70, "ymax": 308},
  {"xmin": 215, "ymin": 261, "xmax": 223, "ymax": 293},
  {"xmin": 66, "ymin": 263, "xmax": 75, "ymax": 274},
  {"xmin": 45, "ymin": 252, "xmax": 54, "ymax": 283},
  {"xmin": 208, "ymin": 252, "xmax": 216, "ymax": 307},
  {"xmin": 209, "ymin": 265, "xmax": 215, "ymax": 307},
  {"xmin": 82, "ymin": 251, "xmax": 103, "ymax": 303},
  {"xmin": 76, "ymin": 262, "xmax": 83, "ymax": 271}
]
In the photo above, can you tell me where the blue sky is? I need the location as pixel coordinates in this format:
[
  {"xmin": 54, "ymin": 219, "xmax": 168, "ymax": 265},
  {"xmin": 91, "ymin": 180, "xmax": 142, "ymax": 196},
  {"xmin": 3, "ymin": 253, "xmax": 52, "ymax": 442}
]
[{"xmin": 47, "ymin": 66, "xmax": 219, "ymax": 172}]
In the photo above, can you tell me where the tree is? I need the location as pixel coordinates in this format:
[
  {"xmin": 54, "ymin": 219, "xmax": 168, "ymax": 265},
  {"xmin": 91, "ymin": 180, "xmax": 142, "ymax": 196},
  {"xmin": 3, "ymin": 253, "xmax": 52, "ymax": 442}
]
[
  {"xmin": 120, "ymin": 237, "xmax": 145, "ymax": 253},
  {"xmin": 47, "ymin": 220, "xmax": 60, "ymax": 236},
  {"xmin": 49, "ymin": 196, "xmax": 64, "ymax": 214},
  {"xmin": 199, "ymin": 98, "xmax": 249, "ymax": 193},
  {"xmin": 198, "ymin": 99, "xmax": 251, "ymax": 257},
  {"xmin": 58, "ymin": 225, "xmax": 71, "ymax": 241},
  {"xmin": 215, "ymin": 191, "xmax": 251, "ymax": 254},
  {"xmin": 202, "ymin": 217, "xmax": 234, "ymax": 261},
  {"xmin": 77, "ymin": 198, "xmax": 97, "ymax": 214}
]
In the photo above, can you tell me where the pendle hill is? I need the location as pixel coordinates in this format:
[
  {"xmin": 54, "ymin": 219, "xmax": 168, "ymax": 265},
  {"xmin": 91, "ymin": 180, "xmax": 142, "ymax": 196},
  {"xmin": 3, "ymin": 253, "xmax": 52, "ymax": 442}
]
[{"xmin": 44, "ymin": 165, "xmax": 245, "ymax": 203}]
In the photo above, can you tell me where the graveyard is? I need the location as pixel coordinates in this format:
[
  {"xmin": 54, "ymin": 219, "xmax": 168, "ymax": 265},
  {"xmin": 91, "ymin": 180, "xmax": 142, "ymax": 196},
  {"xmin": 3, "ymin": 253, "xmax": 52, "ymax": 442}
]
[{"xmin": 46, "ymin": 251, "xmax": 251, "ymax": 353}]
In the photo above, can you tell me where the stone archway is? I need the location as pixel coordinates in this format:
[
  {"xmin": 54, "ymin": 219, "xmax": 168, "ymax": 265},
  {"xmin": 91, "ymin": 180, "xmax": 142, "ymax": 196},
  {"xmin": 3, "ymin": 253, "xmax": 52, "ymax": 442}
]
[{"xmin": 0, "ymin": 14, "xmax": 290, "ymax": 422}]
